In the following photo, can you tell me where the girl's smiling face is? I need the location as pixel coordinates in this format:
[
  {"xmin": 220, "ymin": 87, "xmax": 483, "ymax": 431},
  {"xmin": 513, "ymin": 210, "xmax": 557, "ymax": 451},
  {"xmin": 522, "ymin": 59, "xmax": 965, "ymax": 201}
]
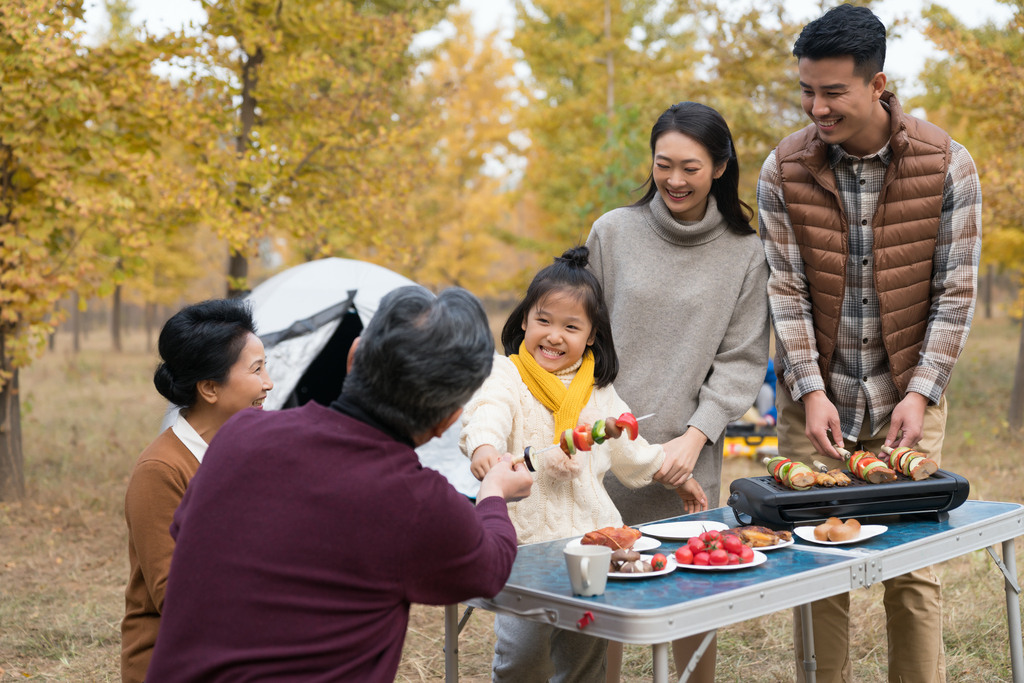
[{"xmin": 521, "ymin": 290, "xmax": 595, "ymax": 374}]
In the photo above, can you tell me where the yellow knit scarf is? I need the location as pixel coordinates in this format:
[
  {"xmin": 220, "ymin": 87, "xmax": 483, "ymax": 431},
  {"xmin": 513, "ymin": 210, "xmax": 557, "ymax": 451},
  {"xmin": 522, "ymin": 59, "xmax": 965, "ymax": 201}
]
[{"xmin": 510, "ymin": 342, "xmax": 595, "ymax": 443}]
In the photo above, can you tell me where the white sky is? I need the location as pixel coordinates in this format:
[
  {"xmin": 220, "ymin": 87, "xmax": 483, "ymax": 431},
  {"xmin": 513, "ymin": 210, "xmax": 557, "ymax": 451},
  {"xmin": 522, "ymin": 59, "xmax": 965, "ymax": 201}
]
[{"xmin": 80, "ymin": 0, "xmax": 1016, "ymax": 94}]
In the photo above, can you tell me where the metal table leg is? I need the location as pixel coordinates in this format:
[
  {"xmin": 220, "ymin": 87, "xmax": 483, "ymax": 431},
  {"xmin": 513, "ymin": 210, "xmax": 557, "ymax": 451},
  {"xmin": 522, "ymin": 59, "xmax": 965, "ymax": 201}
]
[
  {"xmin": 799, "ymin": 603, "xmax": 817, "ymax": 683},
  {"xmin": 445, "ymin": 604, "xmax": 459, "ymax": 683},
  {"xmin": 1002, "ymin": 540, "xmax": 1023, "ymax": 683},
  {"xmin": 677, "ymin": 630, "xmax": 717, "ymax": 683},
  {"xmin": 652, "ymin": 642, "xmax": 670, "ymax": 683}
]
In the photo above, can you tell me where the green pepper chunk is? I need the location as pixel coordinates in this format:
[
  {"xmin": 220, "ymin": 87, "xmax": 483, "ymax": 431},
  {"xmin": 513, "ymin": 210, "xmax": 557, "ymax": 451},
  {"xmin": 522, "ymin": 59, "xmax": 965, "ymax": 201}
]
[{"xmin": 591, "ymin": 419, "xmax": 606, "ymax": 445}]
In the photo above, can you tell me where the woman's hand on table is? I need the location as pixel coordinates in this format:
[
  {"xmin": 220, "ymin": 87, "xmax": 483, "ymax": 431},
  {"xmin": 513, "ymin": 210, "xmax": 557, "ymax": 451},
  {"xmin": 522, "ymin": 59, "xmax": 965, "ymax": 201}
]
[
  {"xmin": 477, "ymin": 454, "xmax": 534, "ymax": 503},
  {"xmin": 655, "ymin": 427, "xmax": 707, "ymax": 487},
  {"xmin": 471, "ymin": 445, "xmax": 502, "ymax": 481},
  {"xmin": 675, "ymin": 476, "xmax": 707, "ymax": 513}
]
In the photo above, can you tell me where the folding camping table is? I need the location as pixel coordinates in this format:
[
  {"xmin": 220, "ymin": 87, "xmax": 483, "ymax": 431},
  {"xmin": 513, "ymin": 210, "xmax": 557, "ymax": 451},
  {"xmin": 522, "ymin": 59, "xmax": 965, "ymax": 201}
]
[{"xmin": 443, "ymin": 500, "xmax": 1024, "ymax": 683}]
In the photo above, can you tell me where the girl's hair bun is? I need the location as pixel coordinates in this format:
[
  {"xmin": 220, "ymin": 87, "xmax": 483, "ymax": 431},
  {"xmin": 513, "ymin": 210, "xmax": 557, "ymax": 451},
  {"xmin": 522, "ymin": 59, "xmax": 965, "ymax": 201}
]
[{"xmin": 558, "ymin": 245, "xmax": 589, "ymax": 269}]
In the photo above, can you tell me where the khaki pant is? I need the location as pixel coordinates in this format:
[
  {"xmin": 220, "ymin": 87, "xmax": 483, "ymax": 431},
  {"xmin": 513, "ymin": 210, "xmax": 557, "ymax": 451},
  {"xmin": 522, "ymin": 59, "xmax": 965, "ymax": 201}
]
[{"xmin": 777, "ymin": 386, "xmax": 948, "ymax": 683}]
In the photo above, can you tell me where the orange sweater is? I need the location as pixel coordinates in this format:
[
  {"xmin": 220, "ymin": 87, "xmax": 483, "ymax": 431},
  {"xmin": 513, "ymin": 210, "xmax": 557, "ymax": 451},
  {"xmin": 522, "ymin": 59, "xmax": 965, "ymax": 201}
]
[{"xmin": 121, "ymin": 428, "xmax": 199, "ymax": 683}]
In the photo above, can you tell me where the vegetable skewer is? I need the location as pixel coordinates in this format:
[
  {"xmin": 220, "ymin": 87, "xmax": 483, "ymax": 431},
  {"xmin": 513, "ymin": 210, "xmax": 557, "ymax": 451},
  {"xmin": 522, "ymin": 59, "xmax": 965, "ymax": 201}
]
[
  {"xmin": 763, "ymin": 456, "xmax": 816, "ymax": 490},
  {"xmin": 512, "ymin": 412, "xmax": 655, "ymax": 471},
  {"xmin": 878, "ymin": 445, "xmax": 938, "ymax": 480},
  {"xmin": 835, "ymin": 447, "xmax": 897, "ymax": 484}
]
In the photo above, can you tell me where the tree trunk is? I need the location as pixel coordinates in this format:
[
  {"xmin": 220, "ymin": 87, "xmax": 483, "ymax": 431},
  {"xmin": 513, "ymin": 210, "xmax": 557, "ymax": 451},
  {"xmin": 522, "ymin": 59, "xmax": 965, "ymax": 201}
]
[
  {"xmin": 984, "ymin": 264, "xmax": 993, "ymax": 319},
  {"xmin": 604, "ymin": 0, "xmax": 614, "ymax": 148},
  {"xmin": 72, "ymin": 291, "xmax": 81, "ymax": 353},
  {"xmin": 227, "ymin": 251, "xmax": 249, "ymax": 298},
  {"xmin": 112, "ymin": 284, "xmax": 123, "ymax": 353},
  {"xmin": 1009, "ymin": 313, "xmax": 1024, "ymax": 432},
  {"xmin": 226, "ymin": 47, "xmax": 264, "ymax": 298},
  {"xmin": 145, "ymin": 302, "xmax": 154, "ymax": 351},
  {"xmin": 0, "ymin": 329, "xmax": 24, "ymax": 501}
]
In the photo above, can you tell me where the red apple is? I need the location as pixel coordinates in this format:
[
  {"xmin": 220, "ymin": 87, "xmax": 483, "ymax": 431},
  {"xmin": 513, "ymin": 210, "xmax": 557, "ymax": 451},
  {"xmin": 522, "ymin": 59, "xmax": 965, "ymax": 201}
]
[
  {"xmin": 693, "ymin": 551, "xmax": 710, "ymax": 566},
  {"xmin": 709, "ymin": 549, "xmax": 729, "ymax": 566}
]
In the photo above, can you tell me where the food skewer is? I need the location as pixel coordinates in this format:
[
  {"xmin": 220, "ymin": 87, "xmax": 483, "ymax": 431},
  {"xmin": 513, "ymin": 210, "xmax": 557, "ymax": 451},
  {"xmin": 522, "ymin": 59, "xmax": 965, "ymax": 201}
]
[
  {"xmin": 878, "ymin": 444, "xmax": 939, "ymax": 480},
  {"xmin": 763, "ymin": 456, "xmax": 816, "ymax": 490},
  {"xmin": 511, "ymin": 412, "xmax": 655, "ymax": 471},
  {"xmin": 835, "ymin": 447, "xmax": 897, "ymax": 484}
]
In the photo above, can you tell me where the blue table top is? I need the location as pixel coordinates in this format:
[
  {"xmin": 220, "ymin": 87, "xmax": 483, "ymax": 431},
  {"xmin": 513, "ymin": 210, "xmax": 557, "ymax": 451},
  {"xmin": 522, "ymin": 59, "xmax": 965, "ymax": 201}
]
[{"xmin": 505, "ymin": 500, "xmax": 1023, "ymax": 613}]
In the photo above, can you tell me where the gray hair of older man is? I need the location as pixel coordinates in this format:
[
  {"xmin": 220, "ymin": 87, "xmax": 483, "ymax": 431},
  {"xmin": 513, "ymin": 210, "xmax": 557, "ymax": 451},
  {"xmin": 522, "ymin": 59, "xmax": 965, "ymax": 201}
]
[{"xmin": 342, "ymin": 286, "xmax": 495, "ymax": 437}]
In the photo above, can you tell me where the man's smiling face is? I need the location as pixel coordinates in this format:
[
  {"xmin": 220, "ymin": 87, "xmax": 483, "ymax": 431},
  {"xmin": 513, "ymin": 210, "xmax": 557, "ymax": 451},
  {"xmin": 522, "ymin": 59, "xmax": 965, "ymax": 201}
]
[{"xmin": 798, "ymin": 55, "xmax": 887, "ymax": 157}]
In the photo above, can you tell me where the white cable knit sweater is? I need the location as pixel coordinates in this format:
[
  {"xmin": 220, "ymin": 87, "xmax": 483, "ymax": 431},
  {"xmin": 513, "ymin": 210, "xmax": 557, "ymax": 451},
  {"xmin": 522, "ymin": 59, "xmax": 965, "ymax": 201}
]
[{"xmin": 460, "ymin": 355, "xmax": 665, "ymax": 545}]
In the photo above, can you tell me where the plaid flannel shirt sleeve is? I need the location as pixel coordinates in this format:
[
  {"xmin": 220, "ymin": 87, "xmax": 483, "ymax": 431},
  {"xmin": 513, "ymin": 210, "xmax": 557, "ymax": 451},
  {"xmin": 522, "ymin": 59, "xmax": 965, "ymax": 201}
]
[
  {"xmin": 757, "ymin": 150, "xmax": 827, "ymax": 400},
  {"xmin": 906, "ymin": 142, "xmax": 982, "ymax": 403}
]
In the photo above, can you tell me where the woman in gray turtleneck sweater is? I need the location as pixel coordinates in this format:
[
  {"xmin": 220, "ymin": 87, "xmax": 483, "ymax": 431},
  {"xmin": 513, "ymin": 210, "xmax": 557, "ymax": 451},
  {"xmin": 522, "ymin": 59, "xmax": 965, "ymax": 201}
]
[{"xmin": 586, "ymin": 102, "xmax": 769, "ymax": 683}]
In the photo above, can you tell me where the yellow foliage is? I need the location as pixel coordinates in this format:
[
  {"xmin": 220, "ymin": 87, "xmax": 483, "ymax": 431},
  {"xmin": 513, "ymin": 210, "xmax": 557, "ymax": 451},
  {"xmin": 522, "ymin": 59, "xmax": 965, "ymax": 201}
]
[{"xmin": 916, "ymin": 4, "xmax": 1024, "ymax": 273}]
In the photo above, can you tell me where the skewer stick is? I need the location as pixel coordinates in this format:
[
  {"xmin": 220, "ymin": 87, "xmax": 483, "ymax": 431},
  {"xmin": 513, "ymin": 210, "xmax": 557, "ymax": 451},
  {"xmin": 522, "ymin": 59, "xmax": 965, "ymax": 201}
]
[
  {"xmin": 812, "ymin": 460, "xmax": 830, "ymax": 473},
  {"xmin": 878, "ymin": 444, "xmax": 895, "ymax": 455}
]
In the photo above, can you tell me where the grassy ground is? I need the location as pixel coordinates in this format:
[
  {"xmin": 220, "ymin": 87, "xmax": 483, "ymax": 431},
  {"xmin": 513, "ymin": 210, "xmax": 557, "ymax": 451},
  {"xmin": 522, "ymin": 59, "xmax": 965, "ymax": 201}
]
[{"xmin": 1, "ymin": 317, "xmax": 1022, "ymax": 681}]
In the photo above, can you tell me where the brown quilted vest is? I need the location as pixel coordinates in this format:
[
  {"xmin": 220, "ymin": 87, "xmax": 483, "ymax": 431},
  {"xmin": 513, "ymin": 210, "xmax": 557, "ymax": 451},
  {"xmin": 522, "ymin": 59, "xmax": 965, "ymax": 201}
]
[{"xmin": 775, "ymin": 91, "xmax": 951, "ymax": 394}]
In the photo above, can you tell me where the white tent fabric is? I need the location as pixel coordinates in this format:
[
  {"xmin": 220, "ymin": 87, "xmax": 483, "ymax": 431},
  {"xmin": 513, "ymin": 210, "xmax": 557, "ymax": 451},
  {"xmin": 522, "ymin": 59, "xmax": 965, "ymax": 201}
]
[{"xmin": 160, "ymin": 257, "xmax": 481, "ymax": 498}]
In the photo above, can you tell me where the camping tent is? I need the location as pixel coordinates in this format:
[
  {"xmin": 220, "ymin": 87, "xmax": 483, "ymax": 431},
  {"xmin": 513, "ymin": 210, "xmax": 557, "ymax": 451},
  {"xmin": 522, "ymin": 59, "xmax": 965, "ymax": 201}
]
[{"xmin": 161, "ymin": 258, "xmax": 480, "ymax": 498}]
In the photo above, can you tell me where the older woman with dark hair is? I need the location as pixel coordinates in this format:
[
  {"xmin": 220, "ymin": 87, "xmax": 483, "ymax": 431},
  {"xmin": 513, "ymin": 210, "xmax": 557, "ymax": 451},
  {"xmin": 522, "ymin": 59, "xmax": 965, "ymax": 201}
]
[
  {"xmin": 145, "ymin": 286, "xmax": 534, "ymax": 683},
  {"xmin": 121, "ymin": 299, "xmax": 273, "ymax": 683}
]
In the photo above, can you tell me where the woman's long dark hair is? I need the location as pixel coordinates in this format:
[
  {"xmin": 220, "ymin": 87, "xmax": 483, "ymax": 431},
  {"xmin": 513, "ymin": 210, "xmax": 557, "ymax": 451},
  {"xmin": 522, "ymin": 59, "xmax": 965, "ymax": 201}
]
[
  {"xmin": 500, "ymin": 246, "xmax": 618, "ymax": 388},
  {"xmin": 631, "ymin": 101, "xmax": 755, "ymax": 236}
]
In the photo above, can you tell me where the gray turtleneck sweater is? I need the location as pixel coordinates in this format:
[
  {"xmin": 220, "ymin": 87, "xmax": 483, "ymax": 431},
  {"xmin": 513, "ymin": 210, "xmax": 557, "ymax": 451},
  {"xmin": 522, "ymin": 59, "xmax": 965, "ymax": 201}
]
[{"xmin": 586, "ymin": 193, "xmax": 770, "ymax": 524}]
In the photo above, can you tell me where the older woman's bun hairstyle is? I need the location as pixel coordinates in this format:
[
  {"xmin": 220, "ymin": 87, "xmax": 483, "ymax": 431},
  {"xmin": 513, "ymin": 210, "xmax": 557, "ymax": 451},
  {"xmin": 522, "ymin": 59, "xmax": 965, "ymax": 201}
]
[{"xmin": 154, "ymin": 299, "xmax": 258, "ymax": 409}]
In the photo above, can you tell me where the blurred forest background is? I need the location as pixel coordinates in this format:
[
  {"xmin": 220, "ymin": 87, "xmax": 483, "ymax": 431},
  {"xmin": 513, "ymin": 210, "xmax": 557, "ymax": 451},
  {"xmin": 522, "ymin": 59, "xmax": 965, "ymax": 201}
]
[
  {"xmin": 3, "ymin": 0, "xmax": 1024, "ymax": 490},
  {"xmin": 3, "ymin": 0, "xmax": 1024, "ymax": 679}
]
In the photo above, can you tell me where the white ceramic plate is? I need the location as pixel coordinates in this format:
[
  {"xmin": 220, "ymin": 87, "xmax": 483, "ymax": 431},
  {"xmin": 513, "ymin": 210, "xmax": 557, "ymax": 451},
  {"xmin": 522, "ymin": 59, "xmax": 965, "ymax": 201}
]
[
  {"xmin": 565, "ymin": 536, "xmax": 661, "ymax": 552},
  {"xmin": 608, "ymin": 554, "xmax": 677, "ymax": 579},
  {"xmin": 676, "ymin": 549, "xmax": 768, "ymax": 571},
  {"xmin": 793, "ymin": 524, "xmax": 888, "ymax": 545},
  {"xmin": 748, "ymin": 537, "xmax": 795, "ymax": 551},
  {"xmin": 638, "ymin": 521, "xmax": 729, "ymax": 541}
]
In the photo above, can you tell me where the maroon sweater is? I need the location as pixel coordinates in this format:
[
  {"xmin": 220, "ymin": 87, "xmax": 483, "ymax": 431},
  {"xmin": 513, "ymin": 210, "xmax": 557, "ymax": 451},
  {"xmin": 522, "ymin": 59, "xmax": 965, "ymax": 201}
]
[{"xmin": 147, "ymin": 401, "xmax": 517, "ymax": 683}]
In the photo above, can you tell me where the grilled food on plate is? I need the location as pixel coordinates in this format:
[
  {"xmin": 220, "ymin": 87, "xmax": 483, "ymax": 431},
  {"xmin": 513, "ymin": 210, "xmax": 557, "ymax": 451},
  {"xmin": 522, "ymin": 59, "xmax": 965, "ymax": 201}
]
[{"xmin": 581, "ymin": 525, "xmax": 642, "ymax": 550}]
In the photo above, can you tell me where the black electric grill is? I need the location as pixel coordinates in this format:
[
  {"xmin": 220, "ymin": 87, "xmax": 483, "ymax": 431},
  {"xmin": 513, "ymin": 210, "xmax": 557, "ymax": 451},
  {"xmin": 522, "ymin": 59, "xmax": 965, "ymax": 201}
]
[{"xmin": 727, "ymin": 469, "xmax": 970, "ymax": 530}]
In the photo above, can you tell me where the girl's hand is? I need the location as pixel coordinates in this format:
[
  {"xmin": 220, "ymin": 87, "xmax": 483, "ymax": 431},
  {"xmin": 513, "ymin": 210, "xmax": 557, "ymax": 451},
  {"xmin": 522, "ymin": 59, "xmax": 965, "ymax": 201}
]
[
  {"xmin": 675, "ymin": 476, "xmax": 707, "ymax": 514},
  {"xmin": 655, "ymin": 427, "xmax": 707, "ymax": 487},
  {"xmin": 477, "ymin": 454, "xmax": 534, "ymax": 503},
  {"xmin": 470, "ymin": 445, "xmax": 502, "ymax": 481}
]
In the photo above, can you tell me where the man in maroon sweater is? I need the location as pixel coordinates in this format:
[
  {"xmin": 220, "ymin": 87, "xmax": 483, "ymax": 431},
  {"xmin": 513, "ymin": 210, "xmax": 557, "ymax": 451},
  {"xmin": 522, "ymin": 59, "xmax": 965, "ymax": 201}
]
[{"xmin": 147, "ymin": 287, "xmax": 533, "ymax": 682}]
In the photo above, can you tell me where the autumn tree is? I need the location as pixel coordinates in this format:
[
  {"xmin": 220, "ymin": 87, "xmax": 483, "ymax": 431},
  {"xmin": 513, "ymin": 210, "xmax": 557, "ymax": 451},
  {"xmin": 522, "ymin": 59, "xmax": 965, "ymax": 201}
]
[
  {"xmin": 510, "ymin": 0, "xmax": 705, "ymax": 245},
  {"xmin": 386, "ymin": 11, "xmax": 532, "ymax": 293},
  {"xmin": 916, "ymin": 2, "xmax": 1024, "ymax": 429},
  {"xmin": 0, "ymin": 0, "xmax": 177, "ymax": 498},
  {"xmin": 185, "ymin": 0, "xmax": 455, "ymax": 295}
]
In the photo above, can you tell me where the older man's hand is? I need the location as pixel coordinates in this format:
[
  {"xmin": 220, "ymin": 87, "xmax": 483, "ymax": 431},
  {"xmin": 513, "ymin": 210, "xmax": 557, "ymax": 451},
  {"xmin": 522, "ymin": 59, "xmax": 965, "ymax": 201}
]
[{"xmin": 478, "ymin": 454, "xmax": 534, "ymax": 503}]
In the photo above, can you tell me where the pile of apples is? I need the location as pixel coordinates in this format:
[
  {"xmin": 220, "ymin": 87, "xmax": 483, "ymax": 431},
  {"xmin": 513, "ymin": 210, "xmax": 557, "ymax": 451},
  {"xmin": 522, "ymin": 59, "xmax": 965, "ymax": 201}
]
[{"xmin": 674, "ymin": 530, "xmax": 755, "ymax": 566}]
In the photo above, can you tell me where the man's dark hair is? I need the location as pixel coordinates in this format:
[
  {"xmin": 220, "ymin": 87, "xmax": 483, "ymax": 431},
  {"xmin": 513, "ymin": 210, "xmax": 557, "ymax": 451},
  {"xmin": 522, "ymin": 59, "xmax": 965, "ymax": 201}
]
[
  {"xmin": 154, "ymin": 299, "xmax": 257, "ymax": 409},
  {"xmin": 343, "ymin": 286, "xmax": 494, "ymax": 437},
  {"xmin": 793, "ymin": 4, "xmax": 886, "ymax": 80}
]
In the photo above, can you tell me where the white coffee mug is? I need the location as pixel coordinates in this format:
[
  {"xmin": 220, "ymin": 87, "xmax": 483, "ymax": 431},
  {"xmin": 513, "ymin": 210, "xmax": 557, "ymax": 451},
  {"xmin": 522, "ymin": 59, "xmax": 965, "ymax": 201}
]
[{"xmin": 563, "ymin": 545, "xmax": 612, "ymax": 597}]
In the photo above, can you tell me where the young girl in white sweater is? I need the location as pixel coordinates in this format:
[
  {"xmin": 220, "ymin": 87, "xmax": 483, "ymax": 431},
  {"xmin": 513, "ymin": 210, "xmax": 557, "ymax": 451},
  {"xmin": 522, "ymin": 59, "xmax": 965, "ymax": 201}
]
[{"xmin": 461, "ymin": 246, "xmax": 705, "ymax": 683}]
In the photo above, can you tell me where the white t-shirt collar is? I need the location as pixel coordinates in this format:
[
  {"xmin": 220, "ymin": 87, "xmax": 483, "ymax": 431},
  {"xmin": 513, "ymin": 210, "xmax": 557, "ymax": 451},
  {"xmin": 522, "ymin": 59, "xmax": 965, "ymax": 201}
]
[{"xmin": 172, "ymin": 411, "xmax": 209, "ymax": 464}]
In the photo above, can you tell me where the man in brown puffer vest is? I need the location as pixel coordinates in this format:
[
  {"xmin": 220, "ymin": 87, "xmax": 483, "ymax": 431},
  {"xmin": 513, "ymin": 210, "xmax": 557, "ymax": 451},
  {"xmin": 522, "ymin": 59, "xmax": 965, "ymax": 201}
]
[{"xmin": 758, "ymin": 5, "xmax": 981, "ymax": 683}]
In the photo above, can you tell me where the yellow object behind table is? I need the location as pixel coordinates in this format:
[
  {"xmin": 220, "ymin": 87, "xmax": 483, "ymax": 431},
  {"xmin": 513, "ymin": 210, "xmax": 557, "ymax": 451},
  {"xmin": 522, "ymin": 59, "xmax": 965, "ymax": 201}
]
[{"xmin": 723, "ymin": 434, "xmax": 779, "ymax": 459}]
